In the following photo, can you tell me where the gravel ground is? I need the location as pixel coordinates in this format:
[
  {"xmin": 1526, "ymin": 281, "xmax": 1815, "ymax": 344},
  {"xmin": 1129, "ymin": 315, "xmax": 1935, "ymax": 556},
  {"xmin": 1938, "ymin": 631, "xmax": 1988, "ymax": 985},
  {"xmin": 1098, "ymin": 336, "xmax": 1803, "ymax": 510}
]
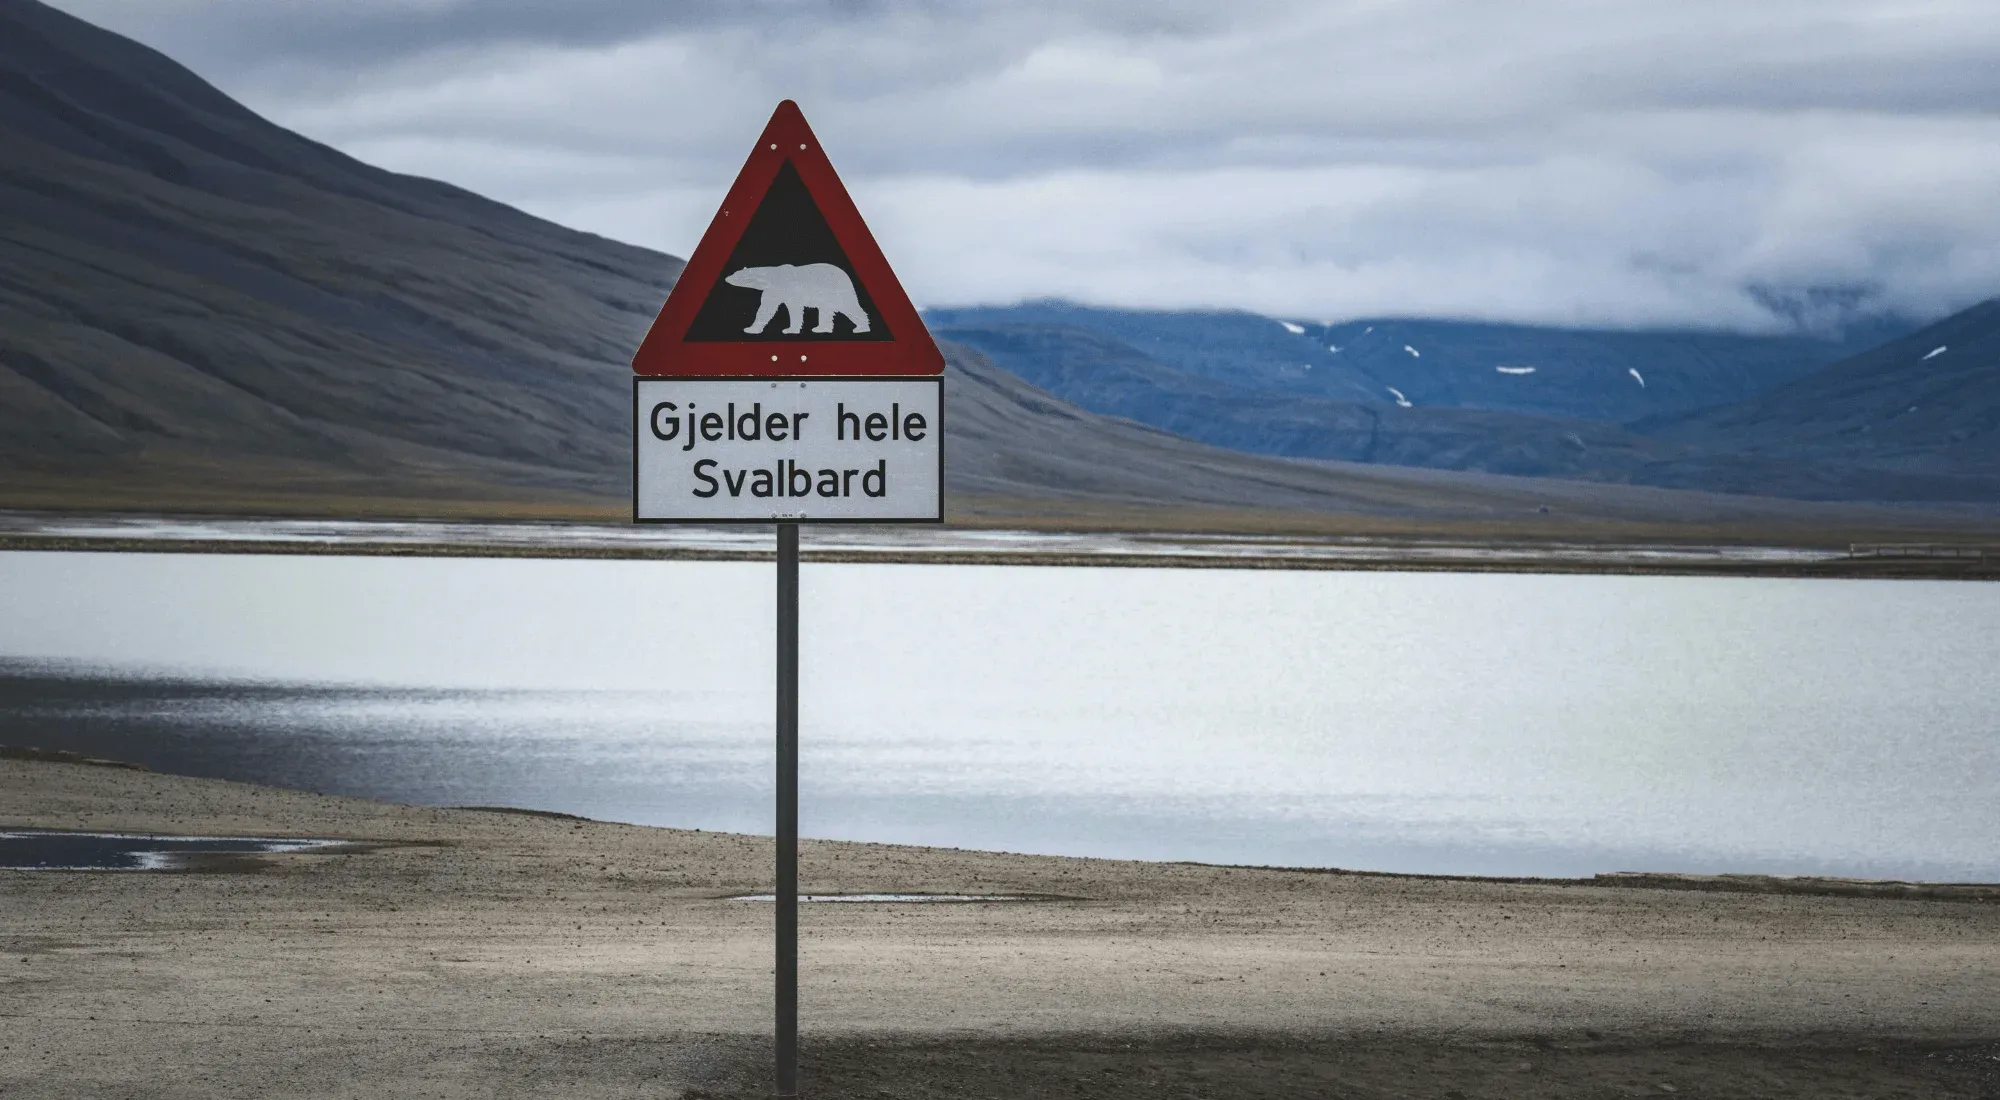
[{"xmin": 3, "ymin": 759, "xmax": 1996, "ymax": 1098}]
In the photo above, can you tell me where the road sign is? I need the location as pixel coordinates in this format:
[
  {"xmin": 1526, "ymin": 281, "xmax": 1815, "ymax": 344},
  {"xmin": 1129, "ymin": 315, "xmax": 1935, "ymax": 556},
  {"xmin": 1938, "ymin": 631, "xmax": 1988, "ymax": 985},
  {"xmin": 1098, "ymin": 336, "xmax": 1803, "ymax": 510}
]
[
  {"xmin": 633, "ymin": 377, "xmax": 942, "ymax": 521},
  {"xmin": 627, "ymin": 101, "xmax": 948, "ymax": 1099},
  {"xmin": 631, "ymin": 100, "xmax": 944, "ymax": 378}
]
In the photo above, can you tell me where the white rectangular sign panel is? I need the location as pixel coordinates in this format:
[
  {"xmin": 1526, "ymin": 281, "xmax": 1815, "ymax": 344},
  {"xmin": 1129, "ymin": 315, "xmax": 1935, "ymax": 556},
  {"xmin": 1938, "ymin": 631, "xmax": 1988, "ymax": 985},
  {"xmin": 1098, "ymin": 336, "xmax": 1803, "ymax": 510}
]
[{"xmin": 634, "ymin": 378, "xmax": 942, "ymax": 522}]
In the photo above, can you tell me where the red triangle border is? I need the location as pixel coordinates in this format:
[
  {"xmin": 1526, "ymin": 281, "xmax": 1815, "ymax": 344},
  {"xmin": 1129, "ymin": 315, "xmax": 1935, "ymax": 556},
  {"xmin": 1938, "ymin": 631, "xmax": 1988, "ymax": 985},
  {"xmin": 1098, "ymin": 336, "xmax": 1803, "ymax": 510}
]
[{"xmin": 631, "ymin": 101, "xmax": 944, "ymax": 377}]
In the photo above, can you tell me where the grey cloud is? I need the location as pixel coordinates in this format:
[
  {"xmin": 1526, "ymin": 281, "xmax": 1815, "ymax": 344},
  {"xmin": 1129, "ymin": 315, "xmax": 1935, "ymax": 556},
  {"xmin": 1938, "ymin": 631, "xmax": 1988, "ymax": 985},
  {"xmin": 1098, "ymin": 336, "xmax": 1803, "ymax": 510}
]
[
  {"xmin": 45, "ymin": 0, "xmax": 2000, "ymax": 330},
  {"xmin": 56, "ymin": 0, "xmax": 757, "ymax": 72},
  {"xmin": 50, "ymin": 0, "xmax": 1223, "ymax": 80}
]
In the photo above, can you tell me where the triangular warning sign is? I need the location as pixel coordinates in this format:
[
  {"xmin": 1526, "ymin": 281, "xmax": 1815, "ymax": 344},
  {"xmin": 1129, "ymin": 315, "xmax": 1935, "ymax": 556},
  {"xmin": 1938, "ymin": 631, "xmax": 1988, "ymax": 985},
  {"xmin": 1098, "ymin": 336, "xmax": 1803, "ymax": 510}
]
[{"xmin": 631, "ymin": 101, "xmax": 943, "ymax": 377}]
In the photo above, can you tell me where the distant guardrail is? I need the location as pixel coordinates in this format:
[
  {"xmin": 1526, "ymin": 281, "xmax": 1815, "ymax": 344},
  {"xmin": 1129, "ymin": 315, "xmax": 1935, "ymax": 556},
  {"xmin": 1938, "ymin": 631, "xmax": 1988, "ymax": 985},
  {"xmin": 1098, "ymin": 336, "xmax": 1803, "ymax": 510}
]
[{"xmin": 1848, "ymin": 543, "xmax": 1996, "ymax": 561}]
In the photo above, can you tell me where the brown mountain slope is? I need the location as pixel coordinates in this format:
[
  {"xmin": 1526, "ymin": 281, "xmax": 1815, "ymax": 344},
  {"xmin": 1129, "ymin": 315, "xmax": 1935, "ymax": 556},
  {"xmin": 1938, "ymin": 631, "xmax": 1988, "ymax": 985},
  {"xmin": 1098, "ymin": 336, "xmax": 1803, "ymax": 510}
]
[{"xmin": 1, "ymin": 0, "xmax": 1992, "ymax": 539}]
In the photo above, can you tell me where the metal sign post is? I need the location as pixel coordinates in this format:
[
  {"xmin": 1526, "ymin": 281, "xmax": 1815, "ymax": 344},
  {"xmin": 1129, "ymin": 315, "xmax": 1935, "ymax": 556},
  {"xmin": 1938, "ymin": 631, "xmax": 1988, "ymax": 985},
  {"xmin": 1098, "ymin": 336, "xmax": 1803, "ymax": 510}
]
[
  {"xmin": 628, "ymin": 101, "xmax": 945, "ymax": 1098},
  {"xmin": 774, "ymin": 520, "xmax": 800, "ymax": 1097}
]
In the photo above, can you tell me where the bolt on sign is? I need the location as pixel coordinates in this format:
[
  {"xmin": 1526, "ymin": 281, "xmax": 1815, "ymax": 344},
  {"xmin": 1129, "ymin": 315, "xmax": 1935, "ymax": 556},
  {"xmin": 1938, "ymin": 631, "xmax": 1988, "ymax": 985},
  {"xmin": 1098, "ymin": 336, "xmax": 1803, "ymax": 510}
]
[{"xmin": 632, "ymin": 99, "xmax": 945, "ymax": 523}]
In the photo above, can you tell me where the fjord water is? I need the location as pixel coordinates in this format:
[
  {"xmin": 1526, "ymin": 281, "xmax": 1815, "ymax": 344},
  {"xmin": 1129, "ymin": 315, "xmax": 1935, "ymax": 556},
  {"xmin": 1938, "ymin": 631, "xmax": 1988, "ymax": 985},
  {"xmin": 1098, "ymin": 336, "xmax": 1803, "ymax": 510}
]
[{"xmin": 2, "ymin": 551, "xmax": 1996, "ymax": 880}]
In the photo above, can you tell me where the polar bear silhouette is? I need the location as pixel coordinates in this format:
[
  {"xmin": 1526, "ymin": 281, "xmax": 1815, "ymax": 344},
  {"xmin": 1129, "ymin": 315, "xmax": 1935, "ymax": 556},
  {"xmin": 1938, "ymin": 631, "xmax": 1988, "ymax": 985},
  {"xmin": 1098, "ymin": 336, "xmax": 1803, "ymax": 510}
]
[{"xmin": 725, "ymin": 263, "xmax": 872, "ymax": 335}]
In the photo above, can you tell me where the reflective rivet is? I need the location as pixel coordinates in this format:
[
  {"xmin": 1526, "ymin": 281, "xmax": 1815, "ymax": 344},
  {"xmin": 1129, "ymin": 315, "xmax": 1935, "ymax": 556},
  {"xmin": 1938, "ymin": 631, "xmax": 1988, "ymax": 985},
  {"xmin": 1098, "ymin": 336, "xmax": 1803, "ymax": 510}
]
[
  {"xmin": 770, "ymin": 355, "xmax": 778, "ymax": 362},
  {"xmin": 768, "ymin": 143, "xmax": 777, "ymax": 150}
]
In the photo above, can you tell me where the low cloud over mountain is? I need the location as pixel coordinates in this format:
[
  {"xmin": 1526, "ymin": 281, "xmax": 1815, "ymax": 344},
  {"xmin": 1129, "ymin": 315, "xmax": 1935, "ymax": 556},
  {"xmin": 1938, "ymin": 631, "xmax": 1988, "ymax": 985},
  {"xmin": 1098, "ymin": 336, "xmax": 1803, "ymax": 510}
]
[{"xmin": 44, "ymin": 0, "xmax": 2000, "ymax": 332}]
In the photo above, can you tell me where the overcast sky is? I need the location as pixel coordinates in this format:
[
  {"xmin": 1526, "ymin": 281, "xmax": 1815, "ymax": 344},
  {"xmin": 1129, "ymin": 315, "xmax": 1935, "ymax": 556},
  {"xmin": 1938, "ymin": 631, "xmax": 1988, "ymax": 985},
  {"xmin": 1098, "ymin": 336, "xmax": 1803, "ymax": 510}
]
[{"xmin": 52, "ymin": 0, "xmax": 2000, "ymax": 331}]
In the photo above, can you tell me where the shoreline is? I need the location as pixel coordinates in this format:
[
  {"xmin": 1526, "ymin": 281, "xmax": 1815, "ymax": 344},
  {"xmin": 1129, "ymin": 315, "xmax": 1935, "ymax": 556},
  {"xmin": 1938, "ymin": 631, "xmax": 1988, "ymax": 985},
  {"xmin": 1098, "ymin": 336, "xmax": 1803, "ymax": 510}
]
[
  {"xmin": 3, "ymin": 519, "xmax": 1996, "ymax": 580},
  {"xmin": 4, "ymin": 758, "xmax": 1997, "ymax": 1097},
  {"xmin": 12, "ymin": 743, "xmax": 1996, "ymax": 898}
]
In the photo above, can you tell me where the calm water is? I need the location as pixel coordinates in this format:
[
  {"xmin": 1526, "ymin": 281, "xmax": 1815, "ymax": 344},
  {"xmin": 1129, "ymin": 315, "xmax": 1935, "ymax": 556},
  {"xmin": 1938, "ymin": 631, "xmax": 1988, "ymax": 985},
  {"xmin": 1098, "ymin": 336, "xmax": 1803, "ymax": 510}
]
[{"xmin": 2, "ymin": 550, "xmax": 1996, "ymax": 880}]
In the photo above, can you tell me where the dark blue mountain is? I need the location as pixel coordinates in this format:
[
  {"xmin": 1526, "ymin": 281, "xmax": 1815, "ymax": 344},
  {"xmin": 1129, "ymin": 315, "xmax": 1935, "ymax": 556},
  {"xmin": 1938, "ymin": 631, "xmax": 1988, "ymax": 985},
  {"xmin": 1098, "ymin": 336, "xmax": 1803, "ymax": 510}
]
[
  {"xmin": 933, "ymin": 315, "xmax": 2000, "ymax": 503},
  {"xmin": 927, "ymin": 303, "xmax": 1908, "ymax": 423},
  {"xmin": 1639, "ymin": 300, "xmax": 2000, "ymax": 477},
  {"xmin": 1318, "ymin": 316, "xmax": 1909, "ymax": 422}
]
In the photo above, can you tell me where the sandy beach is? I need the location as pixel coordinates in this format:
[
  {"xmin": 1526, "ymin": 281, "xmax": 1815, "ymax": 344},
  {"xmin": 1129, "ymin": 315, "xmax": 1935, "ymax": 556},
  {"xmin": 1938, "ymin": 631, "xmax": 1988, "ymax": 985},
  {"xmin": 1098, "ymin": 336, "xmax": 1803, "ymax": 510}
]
[{"xmin": 3, "ymin": 756, "xmax": 1997, "ymax": 1098}]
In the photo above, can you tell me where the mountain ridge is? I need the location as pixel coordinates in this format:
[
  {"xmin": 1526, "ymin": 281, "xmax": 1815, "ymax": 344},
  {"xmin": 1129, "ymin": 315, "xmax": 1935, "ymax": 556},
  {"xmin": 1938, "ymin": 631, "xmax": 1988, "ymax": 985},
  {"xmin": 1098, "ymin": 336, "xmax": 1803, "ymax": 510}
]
[
  {"xmin": 6, "ymin": 0, "xmax": 1737, "ymax": 533},
  {"xmin": 935, "ymin": 313, "xmax": 2000, "ymax": 502},
  {"xmin": 1, "ymin": 0, "xmax": 1994, "ymax": 533},
  {"xmin": 925, "ymin": 302, "xmax": 1910, "ymax": 423}
]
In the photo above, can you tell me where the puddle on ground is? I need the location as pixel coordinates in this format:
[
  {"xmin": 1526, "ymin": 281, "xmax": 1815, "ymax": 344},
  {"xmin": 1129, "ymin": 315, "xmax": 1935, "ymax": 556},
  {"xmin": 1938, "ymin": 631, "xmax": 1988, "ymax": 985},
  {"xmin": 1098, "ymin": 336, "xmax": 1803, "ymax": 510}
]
[
  {"xmin": 0, "ymin": 829, "xmax": 349, "ymax": 870},
  {"xmin": 729, "ymin": 893, "xmax": 1038, "ymax": 903}
]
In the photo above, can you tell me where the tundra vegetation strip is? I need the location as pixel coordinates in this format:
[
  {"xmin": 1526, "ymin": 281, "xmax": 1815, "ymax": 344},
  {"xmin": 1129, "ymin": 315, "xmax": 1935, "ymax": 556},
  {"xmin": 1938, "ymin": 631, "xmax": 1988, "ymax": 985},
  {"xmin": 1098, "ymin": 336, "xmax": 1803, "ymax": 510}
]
[
  {"xmin": 2, "ymin": 760, "xmax": 1996, "ymax": 1098},
  {"xmin": 2, "ymin": 532, "xmax": 1996, "ymax": 579}
]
